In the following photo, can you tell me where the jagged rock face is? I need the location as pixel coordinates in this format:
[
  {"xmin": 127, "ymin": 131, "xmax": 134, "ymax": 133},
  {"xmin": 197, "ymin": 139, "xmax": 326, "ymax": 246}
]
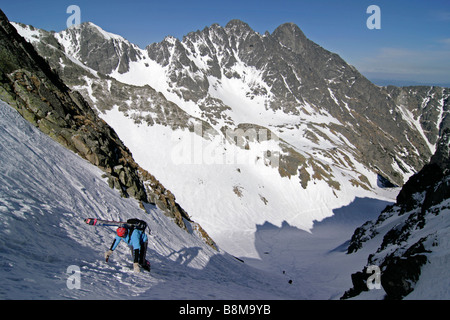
[
  {"xmin": 0, "ymin": 10, "xmax": 216, "ymax": 249},
  {"xmin": 58, "ymin": 22, "xmax": 143, "ymax": 75},
  {"xmin": 386, "ymin": 86, "xmax": 449, "ymax": 147},
  {"xmin": 343, "ymin": 123, "xmax": 449, "ymax": 300}
]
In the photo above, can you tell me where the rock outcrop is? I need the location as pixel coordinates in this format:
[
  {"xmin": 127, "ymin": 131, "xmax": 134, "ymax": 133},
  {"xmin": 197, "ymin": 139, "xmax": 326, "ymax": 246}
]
[{"xmin": 342, "ymin": 124, "xmax": 449, "ymax": 299}]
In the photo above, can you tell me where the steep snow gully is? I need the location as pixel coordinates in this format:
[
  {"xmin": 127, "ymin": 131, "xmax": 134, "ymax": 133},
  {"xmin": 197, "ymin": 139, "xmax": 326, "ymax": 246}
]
[{"xmin": 0, "ymin": 100, "xmax": 399, "ymax": 300}]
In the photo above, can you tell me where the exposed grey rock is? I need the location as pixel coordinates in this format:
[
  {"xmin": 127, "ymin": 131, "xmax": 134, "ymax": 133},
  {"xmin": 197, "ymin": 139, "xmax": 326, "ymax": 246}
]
[
  {"xmin": 60, "ymin": 22, "xmax": 142, "ymax": 75},
  {"xmin": 343, "ymin": 120, "xmax": 449, "ymax": 299}
]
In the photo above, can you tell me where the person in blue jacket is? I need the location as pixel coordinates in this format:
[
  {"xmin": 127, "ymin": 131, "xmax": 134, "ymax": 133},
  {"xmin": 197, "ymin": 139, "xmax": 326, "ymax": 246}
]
[{"xmin": 104, "ymin": 226, "xmax": 149, "ymax": 272}]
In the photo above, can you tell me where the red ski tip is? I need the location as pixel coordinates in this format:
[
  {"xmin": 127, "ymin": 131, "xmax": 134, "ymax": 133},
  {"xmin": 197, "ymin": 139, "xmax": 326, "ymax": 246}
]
[{"xmin": 84, "ymin": 218, "xmax": 97, "ymax": 225}]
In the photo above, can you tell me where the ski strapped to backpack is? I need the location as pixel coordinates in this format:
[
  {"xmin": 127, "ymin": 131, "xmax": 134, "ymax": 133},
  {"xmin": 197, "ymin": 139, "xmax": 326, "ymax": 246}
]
[{"xmin": 84, "ymin": 218, "xmax": 148, "ymax": 233}]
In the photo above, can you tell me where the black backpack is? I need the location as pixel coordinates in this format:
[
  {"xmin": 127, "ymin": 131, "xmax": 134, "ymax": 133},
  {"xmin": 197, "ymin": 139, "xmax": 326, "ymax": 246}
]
[{"xmin": 126, "ymin": 218, "xmax": 148, "ymax": 234}]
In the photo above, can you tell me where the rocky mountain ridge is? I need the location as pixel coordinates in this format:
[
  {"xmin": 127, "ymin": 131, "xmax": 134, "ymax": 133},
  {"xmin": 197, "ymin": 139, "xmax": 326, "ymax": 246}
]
[{"xmin": 14, "ymin": 19, "xmax": 449, "ymax": 187}]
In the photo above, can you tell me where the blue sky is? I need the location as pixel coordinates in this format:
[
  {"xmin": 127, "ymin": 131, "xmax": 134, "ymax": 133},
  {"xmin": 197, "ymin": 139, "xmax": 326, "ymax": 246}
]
[{"xmin": 1, "ymin": 0, "xmax": 449, "ymax": 86}]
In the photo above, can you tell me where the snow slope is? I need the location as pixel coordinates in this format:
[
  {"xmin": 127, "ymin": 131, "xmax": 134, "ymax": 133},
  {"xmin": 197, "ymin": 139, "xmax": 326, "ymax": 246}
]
[
  {"xmin": 0, "ymin": 100, "xmax": 300, "ymax": 299},
  {"xmin": 100, "ymin": 104, "xmax": 398, "ymax": 259},
  {"xmin": 0, "ymin": 99, "xmax": 400, "ymax": 299}
]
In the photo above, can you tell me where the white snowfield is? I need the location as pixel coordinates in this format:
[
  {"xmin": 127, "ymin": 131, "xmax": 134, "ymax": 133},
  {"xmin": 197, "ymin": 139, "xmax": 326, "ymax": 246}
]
[
  {"xmin": 0, "ymin": 100, "xmax": 297, "ymax": 299},
  {"xmin": 0, "ymin": 100, "xmax": 398, "ymax": 300}
]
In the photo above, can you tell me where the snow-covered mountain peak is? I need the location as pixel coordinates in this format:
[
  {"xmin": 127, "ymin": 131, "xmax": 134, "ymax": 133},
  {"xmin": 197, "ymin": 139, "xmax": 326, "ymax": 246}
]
[
  {"xmin": 55, "ymin": 21, "xmax": 144, "ymax": 75},
  {"xmin": 225, "ymin": 19, "xmax": 252, "ymax": 30},
  {"xmin": 74, "ymin": 22, "xmax": 126, "ymax": 41},
  {"xmin": 272, "ymin": 22, "xmax": 309, "ymax": 52},
  {"xmin": 223, "ymin": 19, "xmax": 254, "ymax": 38},
  {"xmin": 60, "ymin": 21, "xmax": 129, "ymax": 44}
]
